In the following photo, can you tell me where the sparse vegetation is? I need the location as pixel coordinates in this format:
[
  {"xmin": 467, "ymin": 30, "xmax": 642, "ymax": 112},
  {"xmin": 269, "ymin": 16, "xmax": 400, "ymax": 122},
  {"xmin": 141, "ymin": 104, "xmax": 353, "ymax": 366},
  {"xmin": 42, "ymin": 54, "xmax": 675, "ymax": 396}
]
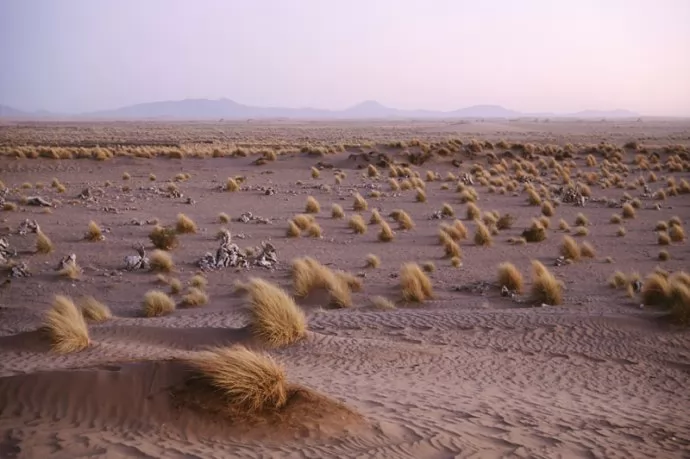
[
  {"xmin": 378, "ymin": 221, "xmax": 395, "ymax": 242},
  {"xmin": 43, "ymin": 295, "xmax": 90, "ymax": 353},
  {"xmin": 365, "ymin": 253, "xmax": 380, "ymax": 268},
  {"xmin": 85, "ymin": 221, "xmax": 104, "ymax": 241},
  {"xmin": 36, "ymin": 230, "xmax": 54, "ymax": 254},
  {"xmin": 522, "ymin": 219, "xmax": 547, "ymax": 243},
  {"xmin": 219, "ymin": 212, "xmax": 231, "ymax": 223},
  {"xmin": 181, "ymin": 287, "xmax": 210, "ymax": 307},
  {"xmin": 560, "ymin": 236, "xmax": 581, "ymax": 261},
  {"xmin": 474, "ymin": 221, "xmax": 493, "ymax": 246},
  {"xmin": 305, "ymin": 196, "xmax": 320, "ymax": 214},
  {"xmin": 176, "ymin": 213, "xmax": 198, "ymax": 234},
  {"xmin": 497, "ymin": 262, "xmax": 524, "ymax": 293},
  {"xmin": 622, "ymin": 203, "xmax": 636, "ymax": 219},
  {"xmin": 349, "ymin": 215, "xmax": 367, "ymax": 234},
  {"xmin": 287, "ymin": 220, "xmax": 301, "ymax": 238},
  {"xmin": 150, "ymin": 225, "xmax": 178, "ymax": 250},
  {"xmin": 353, "ymin": 193, "xmax": 368, "ymax": 211},
  {"xmin": 150, "ymin": 250, "xmax": 174, "ymax": 273},
  {"xmin": 370, "ymin": 295, "xmax": 396, "ymax": 310},
  {"xmin": 143, "ymin": 290, "xmax": 176, "ymax": 317},
  {"xmin": 400, "ymin": 263, "xmax": 433, "ymax": 303},
  {"xmin": 530, "ymin": 261, "xmax": 563, "ymax": 305},
  {"xmin": 78, "ymin": 296, "xmax": 112, "ymax": 322},
  {"xmin": 331, "ymin": 204, "xmax": 344, "ymax": 219}
]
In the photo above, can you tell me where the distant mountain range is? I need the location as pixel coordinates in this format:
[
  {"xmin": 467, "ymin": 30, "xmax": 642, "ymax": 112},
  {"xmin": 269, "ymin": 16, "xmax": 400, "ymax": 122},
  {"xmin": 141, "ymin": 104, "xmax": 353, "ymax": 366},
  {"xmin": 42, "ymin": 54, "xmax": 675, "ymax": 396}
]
[{"xmin": 0, "ymin": 99, "xmax": 640, "ymax": 120}]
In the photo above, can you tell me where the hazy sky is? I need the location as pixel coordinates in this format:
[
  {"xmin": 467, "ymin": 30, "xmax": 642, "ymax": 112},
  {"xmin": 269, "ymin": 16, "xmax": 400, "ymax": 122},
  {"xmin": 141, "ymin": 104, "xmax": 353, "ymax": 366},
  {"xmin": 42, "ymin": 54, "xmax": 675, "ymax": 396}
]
[{"xmin": 1, "ymin": 0, "xmax": 689, "ymax": 115}]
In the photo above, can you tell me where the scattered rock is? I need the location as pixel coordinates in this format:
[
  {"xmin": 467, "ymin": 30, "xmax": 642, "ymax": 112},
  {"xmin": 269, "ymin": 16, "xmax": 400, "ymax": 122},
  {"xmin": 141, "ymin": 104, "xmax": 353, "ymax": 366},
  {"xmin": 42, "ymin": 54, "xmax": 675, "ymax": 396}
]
[
  {"xmin": 237, "ymin": 212, "xmax": 271, "ymax": 224},
  {"xmin": 17, "ymin": 219, "xmax": 39, "ymax": 235},
  {"xmin": 25, "ymin": 196, "xmax": 52, "ymax": 207},
  {"xmin": 124, "ymin": 245, "xmax": 150, "ymax": 271},
  {"xmin": 10, "ymin": 262, "xmax": 30, "ymax": 278},
  {"xmin": 56, "ymin": 253, "xmax": 77, "ymax": 272}
]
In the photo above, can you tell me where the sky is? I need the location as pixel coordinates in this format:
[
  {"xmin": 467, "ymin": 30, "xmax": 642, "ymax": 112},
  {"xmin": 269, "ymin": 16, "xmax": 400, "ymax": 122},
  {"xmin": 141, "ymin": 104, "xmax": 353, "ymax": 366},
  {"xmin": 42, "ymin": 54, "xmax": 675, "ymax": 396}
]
[{"xmin": 1, "ymin": 0, "xmax": 689, "ymax": 116}]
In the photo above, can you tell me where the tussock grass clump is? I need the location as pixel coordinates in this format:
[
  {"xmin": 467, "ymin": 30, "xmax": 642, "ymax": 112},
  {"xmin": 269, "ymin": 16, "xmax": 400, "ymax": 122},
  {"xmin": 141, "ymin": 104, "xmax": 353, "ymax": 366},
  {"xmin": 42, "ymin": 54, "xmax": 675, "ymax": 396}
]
[
  {"xmin": 641, "ymin": 273, "xmax": 670, "ymax": 306},
  {"xmin": 441, "ymin": 203, "xmax": 454, "ymax": 217},
  {"xmin": 497, "ymin": 262, "xmax": 524, "ymax": 293},
  {"xmin": 143, "ymin": 290, "xmax": 176, "ymax": 317},
  {"xmin": 422, "ymin": 261, "xmax": 436, "ymax": 273},
  {"xmin": 541, "ymin": 201, "xmax": 554, "ymax": 217},
  {"xmin": 415, "ymin": 188, "xmax": 427, "ymax": 203},
  {"xmin": 655, "ymin": 221, "xmax": 668, "ymax": 231},
  {"xmin": 496, "ymin": 213, "xmax": 515, "ymax": 230},
  {"xmin": 560, "ymin": 235, "xmax": 581, "ymax": 261},
  {"xmin": 530, "ymin": 261, "xmax": 563, "ymax": 305},
  {"xmin": 522, "ymin": 219, "xmax": 547, "ymax": 243},
  {"xmin": 292, "ymin": 214, "xmax": 313, "ymax": 230},
  {"xmin": 3, "ymin": 202, "xmax": 17, "ymax": 211},
  {"xmin": 291, "ymin": 257, "xmax": 358, "ymax": 308},
  {"xmin": 574, "ymin": 213, "xmax": 589, "ymax": 226},
  {"xmin": 331, "ymin": 203, "xmax": 344, "ymax": 219},
  {"xmin": 658, "ymin": 232, "xmax": 671, "ymax": 245},
  {"xmin": 610, "ymin": 214, "xmax": 622, "ymax": 224},
  {"xmin": 365, "ymin": 253, "xmax": 380, "ymax": 268},
  {"xmin": 60, "ymin": 260, "xmax": 82, "ymax": 280},
  {"xmin": 181, "ymin": 288, "xmax": 210, "ymax": 307},
  {"xmin": 226, "ymin": 177, "xmax": 240, "ymax": 192},
  {"xmin": 466, "ymin": 202, "xmax": 481, "ymax": 221},
  {"xmin": 622, "ymin": 203, "xmax": 636, "ymax": 219},
  {"xmin": 441, "ymin": 234, "xmax": 462, "ymax": 258},
  {"xmin": 527, "ymin": 189, "xmax": 542, "ymax": 206},
  {"xmin": 474, "ymin": 221, "xmax": 493, "ymax": 246},
  {"xmin": 581, "ymin": 241, "xmax": 596, "ymax": 258},
  {"xmin": 122, "ymin": 172, "xmax": 131, "ymax": 180},
  {"xmin": 85, "ymin": 220, "xmax": 104, "ymax": 241},
  {"xmin": 608, "ymin": 271, "xmax": 628, "ymax": 288},
  {"xmin": 369, "ymin": 209, "xmax": 383, "ymax": 225},
  {"xmin": 311, "ymin": 167, "xmax": 320, "ymax": 179},
  {"xmin": 306, "ymin": 222, "xmax": 322, "ymax": 238},
  {"xmin": 190, "ymin": 274, "xmax": 208, "ymax": 290},
  {"xmin": 558, "ymin": 219, "xmax": 570, "ymax": 232},
  {"xmin": 388, "ymin": 178, "xmax": 401, "ymax": 191},
  {"xmin": 149, "ymin": 225, "xmax": 178, "ymax": 250},
  {"xmin": 451, "ymin": 256, "xmax": 462, "ymax": 267},
  {"xmin": 659, "ymin": 249, "xmax": 670, "ymax": 261},
  {"xmin": 392, "ymin": 209, "xmax": 415, "ymax": 230},
  {"xmin": 219, "ymin": 212, "xmax": 231, "ymax": 224},
  {"xmin": 538, "ymin": 216, "xmax": 551, "ymax": 230},
  {"xmin": 43, "ymin": 295, "xmax": 90, "ymax": 353},
  {"xmin": 353, "ymin": 193, "xmax": 368, "ymax": 211},
  {"xmin": 616, "ymin": 226, "xmax": 626, "ymax": 237},
  {"xmin": 305, "ymin": 196, "xmax": 320, "ymax": 214},
  {"xmin": 669, "ymin": 224, "xmax": 685, "ymax": 242},
  {"xmin": 378, "ymin": 221, "xmax": 395, "ymax": 242},
  {"xmin": 367, "ymin": 164, "xmax": 379, "ymax": 178},
  {"xmin": 574, "ymin": 226, "xmax": 589, "ymax": 237},
  {"xmin": 36, "ymin": 230, "xmax": 54, "ymax": 254},
  {"xmin": 370, "ymin": 295, "xmax": 396, "ymax": 310},
  {"xmin": 669, "ymin": 216, "xmax": 682, "ymax": 227},
  {"xmin": 150, "ymin": 250, "xmax": 175, "ymax": 273},
  {"xmin": 400, "ymin": 263, "xmax": 433, "ymax": 303},
  {"xmin": 348, "ymin": 215, "xmax": 367, "ymax": 234},
  {"xmin": 78, "ymin": 296, "xmax": 112, "ymax": 322},
  {"xmin": 170, "ymin": 278, "xmax": 183, "ymax": 294},
  {"xmin": 286, "ymin": 220, "xmax": 301, "ymax": 238},
  {"xmin": 176, "ymin": 213, "xmax": 198, "ymax": 234},
  {"xmin": 184, "ymin": 345, "xmax": 288, "ymax": 413}
]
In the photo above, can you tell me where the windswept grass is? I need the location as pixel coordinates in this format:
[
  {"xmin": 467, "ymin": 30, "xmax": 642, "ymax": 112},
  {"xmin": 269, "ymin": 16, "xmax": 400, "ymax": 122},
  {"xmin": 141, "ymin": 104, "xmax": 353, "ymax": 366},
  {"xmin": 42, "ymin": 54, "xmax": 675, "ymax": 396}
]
[
  {"xmin": 400, "ymin": 263, "xmax": 433, "ymax": 303},
  {"xmin": 43, "ymin": 295, "xmax": 90, "ymax": 353},
  {"xmin": 497, "ymin": 262, "xmax": 524, "ymax": 293}
]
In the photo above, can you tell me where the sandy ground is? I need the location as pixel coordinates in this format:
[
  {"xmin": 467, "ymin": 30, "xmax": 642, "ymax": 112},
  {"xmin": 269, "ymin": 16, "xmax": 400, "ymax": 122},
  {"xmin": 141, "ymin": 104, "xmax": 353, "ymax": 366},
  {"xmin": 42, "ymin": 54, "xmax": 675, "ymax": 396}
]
[{"xmin": 1, "ymin": 120, "xmax": 689, "ymax": 458}]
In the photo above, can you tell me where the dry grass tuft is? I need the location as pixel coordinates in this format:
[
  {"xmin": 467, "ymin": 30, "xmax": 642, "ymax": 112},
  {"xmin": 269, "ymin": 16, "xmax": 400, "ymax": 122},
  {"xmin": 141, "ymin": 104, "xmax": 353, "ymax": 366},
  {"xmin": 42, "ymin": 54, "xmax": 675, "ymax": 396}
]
[
  {"xmin": 331, "ymin": 203, "xmax": 344, "ymax": 219},
  {"xmin": 181, "ymin": 288, "xmax": 210, "ymax": 308},
  {"xmin": 306, "ymin": 222, "xmax": 322, "ymax": 238},
  {"xmin": 353, "ymin": 193, "xmax": 368, "ymax": 211},
  {"xmin": 560, "ymin": 235, "xmax": 581, "ymax": 260},
  {"xmin": 184, "ymin": 345, "xmax": 288, "ymax": 413},
  {"xmin": 581, "ymin": 241, "xmax": 596, "ymax": 258},
  {"xmin": 349, "ymin": 215, "xmax": 367, "ymax": 234},
  {"xmin": 176, "ymin": 213, "xmax": 198, "ymax": 234},
  {"xmin": 466, "ymin": 202, "xmax": 481, "ymax": 221},
  {"xmin": 658, "ymin": 232, "xmax": 671, "ymax": 245},
  {"xmin": 415, "ymin": 188, "xmax": 427, "ymax": 203},
  {"xmin": 541, "ymin": 201, "xmax": 554, "ymax": 217},
  {"xmin": 85, "ymin": 221, "xmax": 104, "ymax": 242},
  {"xmin": 610, "ymin": 214, "xmax": 623, "ymax": 224},
  {"xmin": 641, "ymin": 273, "xmax": 670, "ymax": 306},
  {"xmin": 522, "ymin": 219, "xmax": 547, "ymax": 243},
  {"xmin": 527, "ymin": 188, "xmax": 542, "ymax": 206},
  {"xmin": 558, "ymin": 219, "xmax": 570, "ymax": 232},
  {"xmin": 365, "ymin": 253, "xmax": 381, "ymax": 268},
  {"xmin": 43, "ymin": 295, "xmax": 90, "ymax": 353},
  {"xmin": 530, "ymin": 261, "xmax": 563, "ymax": 305},
  {"xmin": 190, "ymin": 274, "xmax": 208, "ymax": 290},
  {"xmin": 622, "ymin": 203, "xmax": 636, "ymax": 219},
  {"xmin": 400, "ymin": 263, "xmax": 433, "ymax": 303},
  {"xmin": 422, "ymin": 261, "xmax": 436, "ymax": 273},
  {"xmin": 150, "ymin": 250, "xmax": 175, "ymax": 273},
  {"xmin": 574, "ymin": 226, "xmax": 589, "ymax": 237},
  {"xmin": 241, "ymin": 278, "xmax": 308, "ymax": 347},
  {"xmin": 497, "ymin": 262, "xmax": 524, "ymax": 293},
  {"xmin": 369, "ymin": 209, "xmax": 383, "ymax": 224},
  {"xmin": 474, "ymin": 221, "xmax": 493, "ymax": 246},
  {"xmin": 36, "ymin": 230, "xmax": 54, "ymax": 254},
  {"xmin": 378, "ymin": 221, "xmax": 395, "ymax": 242},
  {"xmin": 291, "ymin": 257, "xmax": 357, "ymax": 308},
  {"xmin": 305, "ymin": 196, "xmax": 320, "ymax": 214},
  {"xmin": 451, "ymin": 256, "xmax": 462, "ymax": 267},
  {"xmin": 60, "ymin": 260, "xmax": 82, "ymax": 280},
  {"xmin": 149, "ymin": 225, "xmax": 178, "ymax": 250},
  {"xmin": 311, "ymin": 167, "xmax": 320, "ymax": 179},
  {"xmin": 441, "ymin": 203, "xmax": 455, "ymax": 217},
  {"xmin": 78, "ymin": 296, "xmax": 112, "ymax": 322},
  {"xmin": 616, "ymin": 226, "xmax": 626, "ymax": 237},
  {"xmin": 170, "ymin": 278, "xmax": 183, "ymax": 294},
  {"xmin": 669, "ymin": 224, "xmax": 685, "ymax": 242},
  {"xmin": 658, "ymin": 249, "xmax": 670, "ymax": 261},
  {"xmin": 574, "ymin": 213, "xmax": 589, "ymax": 226},
  {"xmin": 219, "ymin": 212, "xmax": 230, "ymax": 224},
  {"xmin": 226, "ymin": 177, "xmax": 240, "ymax": 192},
  {"xmin": 370, "ymin": 295, "xmax": 396, "ymax": 310},
  {"xmin": 286, "ymin": 220, "xmax": 301, "ymax": 238},
  {"xmin": 392, "ymin": 209, "xmax": 415, "ymax": 230},
  {"xmin": 292, "ymin": 214, "xmax": 313, "ymax": 230},
  {"xmin": 143, "ymin": 290, "xmax": 176, "ymax": 317}
]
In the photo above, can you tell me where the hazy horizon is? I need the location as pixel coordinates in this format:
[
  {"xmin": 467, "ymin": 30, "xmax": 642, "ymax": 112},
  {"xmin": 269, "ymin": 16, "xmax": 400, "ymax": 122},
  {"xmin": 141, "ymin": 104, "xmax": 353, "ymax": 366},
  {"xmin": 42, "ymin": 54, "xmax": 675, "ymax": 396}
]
[{"xmin": 1, "ymin": 0, "xmax": 689, "ymax": 116}]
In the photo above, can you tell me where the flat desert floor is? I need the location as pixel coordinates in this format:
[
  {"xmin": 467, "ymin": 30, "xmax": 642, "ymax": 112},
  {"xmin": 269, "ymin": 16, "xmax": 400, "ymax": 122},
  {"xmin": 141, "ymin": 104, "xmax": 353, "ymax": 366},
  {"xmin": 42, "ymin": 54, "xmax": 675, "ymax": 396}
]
[{"xmin": 0, "ymin": 119, "xmax": 689, "ymax": 459}]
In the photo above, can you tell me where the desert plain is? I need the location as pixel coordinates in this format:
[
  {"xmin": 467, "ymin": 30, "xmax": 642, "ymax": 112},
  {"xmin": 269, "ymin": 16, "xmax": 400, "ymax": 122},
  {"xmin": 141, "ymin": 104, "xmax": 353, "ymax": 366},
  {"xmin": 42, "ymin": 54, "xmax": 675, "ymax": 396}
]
[{"xmin": 0, "ymin": 118, "xmax": 689, "ymax": 459}]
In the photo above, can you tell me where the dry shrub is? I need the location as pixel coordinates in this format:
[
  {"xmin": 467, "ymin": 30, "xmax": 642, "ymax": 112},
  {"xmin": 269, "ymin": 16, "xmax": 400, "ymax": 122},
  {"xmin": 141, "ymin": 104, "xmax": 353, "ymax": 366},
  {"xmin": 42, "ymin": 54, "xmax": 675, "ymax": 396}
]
[
  {"xmin": 219, "ymin": 212, "xmax": 230, "ymax": 223},
  {"xmin": 176, "ymin": 213, "xmax": 198, "ymax": 234},
  {"xmin": 522, "ymin": 219, "xmax": 547, "ymax": 242},
  {"xmin": 441, "ymin": 203, "xmax": 454, "ymax": 217},
  {"xmin": 143, "ymin": 290, "xmax": 176, "ymax": 317},
  {"xmin": 367, "ymin": 164, "xmax": 379, "ymax": 178},
  {"xmin": 184, "ymin": 345, "xmax": 288, "ymax": 413},
  {"xmin": 286, "ymin": 220, "xmax": 301, "ymax": 238},
  {"xmin": 581, "ymin": 241, "xmax": 596, "ymax": 258},
  {"xmin": 541, "ymin": 201, "xmax": 554, "ymax": 217},
  {"xmin": 349, "ymin": 215, "xmax": 367, "ymax": 234},
  {"xmin": 3, "ymin": 202, "xmax": 17, "ymax": 211},
  {"xmin": 415, "ymin": 188, "xmax": 427, "ymax": 203},
  {"xmin": 574, "ymin": 226, "xmax": 589, "ymax": 237},
  {"xmin": 451, "ymin": 256, "xmax": 462, "ymax": 267},
  {"xmin": 311, "ymin": 167, "xmax": 320, "ymax": 179},
  {"xmin": 496, "ymin": 213, "xmax": 515, "ymax": 230},
  {"xmin": 560, "ymin": 235, "xmax": 580, "ymax": 260},
  {"xmin": 527, "ymin": 189, "xmax": 542, "ymax": 206},
  {"xmin": 149, "ymin": 225, "xmax": 178, "ymax": 250},
  {"xmin": 150, "ymin": 250, "xmax": 174, "ymax": 273},
  {"xmin": 306, "ymin": 222, "xmax": 322, "ymax": 238},
  {"xmin": 474, "ymin": 221, "xmax": 492, "ymax": 246},
  {"xmin": 292, "ymin": 214, "xmax": 313, "ymax": 230},
  {"xmin": 497, "ymin": 262, "xmax": 524, "ymax": 293},
  {"xmin": 85, "ymin": 221, "xmax": 104, "ymax": 241},
  {"xmin": 610, "ymin": 214, "xmax": 622, "ymax": 224},
  {"xmin": 558, "ymin": 219, "xmax": 570, "ymax": 232},
  {"xmin": 226, "ymin": 177, "xmax": 240, "ymax": 192},
  {"xmin": 122, "ymin": 172, "xmax": 131, "ymax": 180},
  {"xmin": 388, "ymin": 178, "xmax": 401, "ymax": 191},
  {"xmin": 530, "ymin": 261, "xmax": 563, "ymax": 305},
  {"xmin": 669, "ymin": 225, "xmax": 685, "ymax": 242},
  {"xmin": 658, "ymin": 232, "xmax": 671, "ymax": 245},
  {"xmin": 170, "ymin": 278, "xmax": 183, "ymax": 294},
  {"xmin": 78, "ymin": 296, "xmax": 112, "ymax": 322},
  {"xmin": 291, "ymin": 257, "xmax": 357, "ymax": 308},
  {"xmin": 331, "ymin": 204, "xmax": 344, "ymax": 219},
  {"xmin": 43, "ymin": 295, "xmax": 90, "ymax": 353},
  {"xmin": 393, "ymin": 209, "xmax": 415, "ymax": 230},
  {"xmin": 378, "ymin": 221, "xmax": 395, "ymax": 242},
  {"xmin": 370, "ymin": 295, "xmax": 396, "ymax": 310},
  {"xmin": 422, "ymin": 261, "xmax": 436, "ymax": 273},
  {"xmin": 353, "ymin": 193, "xmax": 368, "ymax": 211},
  {"xmin": 616, "ymin": 226, "xmax": 626, "ymax": 237},
  {"xmin": 365, "ymin": 253, "xmax": 380, "ymax": 268},
  {"xmin": 442, "ymin": 233, "xmax": 462, "ymax": 258},
  {"xmin": 538, "ymin": 216, "xmax": 551, "ymax": 230},
  {"xmin": 190, "ymin": 274, "xmax": 208, "ymax": 290},
  {"xmin": 60, "ymin": 261, "xmax": 82, "ymax": 280},
  {"xmin": 659, "ymin": 249, "xmax": 670, "ymax": 261},
  {"xmin": 641, "ymin": 273, "xmax": 670, "ymax": 306},
  {"xmin": 400, "ymin": 263, "xmax": 433, "ymax": 303},
  {"xmin": 574, "ymin": 213, "xmax": 589, "ymax": 226},
  {"xmin": 622, "ymin": 203, "xmax": 636, "ymax": 219},
  {"xmin": 305, "ymin": 196, "xmax": 320, "ymax": 214},
  {"xmin": 369, "ymin": 209, "xmax": 383, "ymax": 224},
  {"xmin": 181, "ymin": 287, "xmax": 210, "ymax": 307},
  {"xmin": 466, "ymin": 202, "xmax": 481, "ymax": 221},
  {"xmin": 36, "ymin": 230, "xmax": 54, "ymax": 254}
]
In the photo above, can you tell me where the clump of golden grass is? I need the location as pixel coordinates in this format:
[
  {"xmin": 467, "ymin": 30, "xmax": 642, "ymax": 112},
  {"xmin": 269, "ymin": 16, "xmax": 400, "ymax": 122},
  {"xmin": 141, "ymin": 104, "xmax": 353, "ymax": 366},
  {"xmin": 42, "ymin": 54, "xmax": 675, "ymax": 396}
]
[
  {"xmin": 669, "ymin": 216, "xmax": 682, "ymax": 227},
  {"xmin": 85, "ymin": 220, "xmax": 104, "ymax": 241},
  {"xmin": 541, "ymin": 201, "xmax": 554, "ymax": 217},
  {"xmin": 616, "ymin": 226, "xmax": 626, "ymax": 237},
  {"xmin": 311, "ymin": 167, "xmax": 320, "ymax": 179},
  {"xmin": 349, "ymin": 214, "xmax": 367, "ymax": 234},
  {"xmin": 59, "ymin": 260, "xmax": 82, "ymax": 280},
  {"xmin": 43, "ymin": 295, "xmax": 90, "ymax": 353},
  {"xmin": 441, "ymin": 203, "xmax": 454, "ymax": 217},
  {"xmin": 574, "ymin": 213, "xmax": 589, "ymax": 226},
  {"xmin": 218, "ymin": 212, "xmax": 231, "ymax": 224},
  {"xmin": 238, "ymin": 277, "xmax": 307, "ymax": 347},
  {"xmin": 474, "ymin": 221, "xmax": 492, "ymax": 246},
  {"xmin": 400, "ymin": 263, "xmax": 433, "ymax": 303},
  {"xmin": 466, "ymin": 202, "xmax": 481, "ymax": 221},
  {"xmin": 659, "ymin": 249, "xmax": 670, "ymax": 261},
  {"xmin": 184, "ymin": 345, "xmax": 288, "ymax": 413},
  {"xmin": 622, "ymin": 203, "xmax": 636, "ymax": 219},
  {"xmin": 149, "ymin": 173, "xmax": 156, "ymax": 181},
  {"xmin": 655, "ymin": 221, "xmax": 668, "ymax": 231},
  {"xmin": 305, "ymin": 196, "xmax": 320, "ymax": 213},
  {"xmin": 150, "ymin": 250, "xmax": 174, "ymax": 273},
  {"xmin": 36, "ymin": 230, "xmax": 54, "ymax": 254},
  {"xmin": 78, "ymin": 296, "xmax": 112, "ymax": 322},
  {"xmin": 388, "ymin": 178, "xmax": 400, "ymax": 191},
  {"xmin": 353, "ymin": 193, "xmax": 368, "ymax": 211},
  {"xmin": 560, "ymin": 235, "xmax": 581, "ymax": 261},
  {"xmin": 291, "ymin": 257, "xmax": 357, "ymax": 308},
  {"xmin": 610, "ymin": 214, "xmax": 622, "ymax": 224},
  {"xmin": 415, "ymin": 188, "xmax": 427, "ymax": 203},
  {"xmin": 226, "ymin": 177, "xmax": 240, "ymax": 192},
  {"xmin": 522, "ymin": 219, "xmax": 547, "ymax": 243},
  {"xmin": 658, "ymin": 232, "xmax": 671, "ymax": 245},
  {"xmin": 369, "ymin": 209, "xmax": 383, "ymax": 224},
  {"xmin": 608, "ymin": 271, "xmax": 627, "ymax": 288},
  {"xmin": 558, "ymin": 219, "xmax": 570, "ymax": 232},
  {"xmin": 527, "ymin": 188, "xmax": 542, "ymax": 206},
  {"xmin": 149, "ymin": 225, "xmax": 178, "ymax": 250},
  {"xmin": 143, "ymin": 290, "xmax": 176, "ymax": 317},
  {"xmin": 451, "ymin": 256, "xmax": 462, "ymax": 267},
  {"xmin": 497, "ymin": 262, "xmax": 524, "ymax": 293},
  {"xmin": 331, "ymin": 203, "xmax": 344, "ymax": 219},
  {"xmin": 170, "ymin": 278, "xmax": 183, "ymax": 294},
  {"xmin": 378, "ymin": 221, "xmax": 395, "ymax": 242},
  {"xmin": 365, "ymin": 253, "xmax": 380, "ymax": 268},
  {"xmin": 181, "ymin": 288, "xmax": 210, "ymax": 307},
  {"xmin": 669, "ymin": 224, "xmax": 685, "ymax": 242},
  {"xmin": 306, "ymin": 222, "xmax": 322, "ymax": 238},
  {"xmin": 641, "ymin": 273, "xmax": 670, "ymax": 306},
  {"xmin": 390, "ymin": 209, "xmax": 414, "ymax": 230},
  {"xmin": 3, "ymin": 202, "xmax": 17, "ymax": 211},
  {"xmin": 367, "ymin": 164, "xmax": 379, "ymax": 178},
  {"xmin": 530, "ymin": 261, "xmax": 563, "ymax": 305},
  {"xmin": 581, "ymin": 241, "xmax": 596, "ymax": 258},
  {"xmin": 286, "ymin": 220, "xmax": 301, "ymax": 238},
  {"xmin": 538, "ymin": 216, "xmax": 551, "ymax": 230},
  {"xmin": 496, "ymin": 213, "xmax": 515, "ymax": 230},
  {"xmin": 122, "ymin": 172, "xmax": 131, "ymax": 180},
  {"xmin": 370, "ymin": 295, "xmax": 396, "ymax": 310},
  {"xmin": 176, "ymin": 213, "xmax": 198, "ymax": 234},
  {"xmin": 292, "ymin": 214, "xmax": 313, "ymax": 230},
  {"xmin": 190, "ymin": 274, "xmax": 208, "ymax": 290},
  {"xmin": 440, "ymin": 232, "xmax": 462, "ymax": 258},
  {"xmin": 574, "ymin": 226, "xmax": 589, "ymax": 237}
]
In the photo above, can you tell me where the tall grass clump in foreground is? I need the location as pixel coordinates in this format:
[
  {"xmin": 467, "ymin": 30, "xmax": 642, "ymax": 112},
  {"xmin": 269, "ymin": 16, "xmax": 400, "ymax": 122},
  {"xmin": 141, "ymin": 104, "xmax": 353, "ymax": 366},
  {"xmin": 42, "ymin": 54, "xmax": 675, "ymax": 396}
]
[
  {"xmin": 78, "ymin": 296, "xmax": 112, "ymax": 322},
  {"xmin": 184, "ymin": 345, "xmax": 288, "ymax": 413},
  {"xmin": 243, "ymin": 278, "xmax": 307, "ymax": 347},
  {"xmin": 43, "ymin": 295, "xmax": 90, "ymax": 353},
  {"xmin": 142, "ymin": 290, "xmax": 176, "ymax": 317},
  {"xmin": 400, "ymin": 263, "xmax": 433, "ymax": 303},
  {"xmin": 497, "ymin": 262, "xmax": 524, "ymax": 293},
  {"xmin": 530, "ymin": 260, "xmax": 563, "ymax": 305}
]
